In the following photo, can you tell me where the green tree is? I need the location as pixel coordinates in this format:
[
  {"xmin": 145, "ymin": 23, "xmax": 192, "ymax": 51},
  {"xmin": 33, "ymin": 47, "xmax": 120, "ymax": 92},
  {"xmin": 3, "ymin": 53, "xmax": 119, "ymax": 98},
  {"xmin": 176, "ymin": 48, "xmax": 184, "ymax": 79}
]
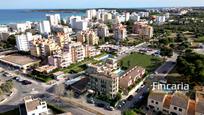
[{"xmin": 123, "ymin": 110, "xmax": 136, "ymax": 115}]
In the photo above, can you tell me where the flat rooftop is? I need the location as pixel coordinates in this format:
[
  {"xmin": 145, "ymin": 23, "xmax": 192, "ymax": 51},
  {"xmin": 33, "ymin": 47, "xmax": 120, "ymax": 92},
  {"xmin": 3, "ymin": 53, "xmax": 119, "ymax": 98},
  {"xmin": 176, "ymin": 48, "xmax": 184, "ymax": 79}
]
[{"xmin": 0, "ymin": 54, "xmax": 40, "ymax": 66}]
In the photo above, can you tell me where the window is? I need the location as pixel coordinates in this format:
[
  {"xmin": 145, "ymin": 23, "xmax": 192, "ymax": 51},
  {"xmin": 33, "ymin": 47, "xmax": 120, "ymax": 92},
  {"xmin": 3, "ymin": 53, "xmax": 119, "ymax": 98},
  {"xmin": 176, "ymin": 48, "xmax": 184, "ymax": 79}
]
[
  {"xmin": 151, "ymin": 100, "xmax": 154, "ymax": 103},
  {"xmin": 179, "ymin": 108, "xmax": 182, "ymax": 112},
  {"xmin": 156, "ymin": 102, "xmax": 158, "ymax": 104},
  {"xmin": 174, "ymin": 107, "xmax": 177, "ymax": 110}
]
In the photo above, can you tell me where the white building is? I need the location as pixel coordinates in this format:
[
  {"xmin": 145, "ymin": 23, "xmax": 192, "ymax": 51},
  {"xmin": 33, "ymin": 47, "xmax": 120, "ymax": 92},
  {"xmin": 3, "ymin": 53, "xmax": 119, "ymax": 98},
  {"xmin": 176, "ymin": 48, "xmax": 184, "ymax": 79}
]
[
  {"xmin": 97, "ymin": 24, "xmax": 109, "ymax": 38},
  {"xmin": 156, "ymin": 16, "xmax": 166, "ymax": 24},
  {"xmin": 125, "ymin": 12, "xmax": 130, "ymax": 21},
  {"xmin": 0, "ymin": 25, "xmax": 8, "ymax": 33},
  {"xmin": 74, "ymin": 20, "xmax": 88, "ymax": 31},
  {"xmin": 86, "ymin": 9, "xmax": 97, "ymax": 19},
  {"xmin": 24, "ymin": 96, "xmax": 48, "ymax": 115},
  {"xmin": 39, "ymin": 20, "xmax": 51, "ymax": 34},
  {"xmin": 48, "ymin": 51, "xmax": 72, "ymax": 68},
  {"xmin": 16, "ymin": 32, "xmax": 33, "ymax": 51},
  {"xmin": 138, "ymin": 12, "xmax": 149, "ymax": 17},
  {"xmin": 113, "ymin": 24, "xmax": 127, "ymax": 42},
  {"xmin": 9, "ymin": 22, "xmax": 31, "ymax": 32},
  {"xmin": 130, "ymin": 14, "xmax": 140, "ymax": 22},
  {"xmin": 102, "ymin": 13, "xmax": 112, "ymax": 23},
  {"xmin": 68, "ymin": 16, "xmax": 81, "ymax": 28},
  {"xmin": 46, "ymin": 14, "xmax": 61, "ymax": 26}
]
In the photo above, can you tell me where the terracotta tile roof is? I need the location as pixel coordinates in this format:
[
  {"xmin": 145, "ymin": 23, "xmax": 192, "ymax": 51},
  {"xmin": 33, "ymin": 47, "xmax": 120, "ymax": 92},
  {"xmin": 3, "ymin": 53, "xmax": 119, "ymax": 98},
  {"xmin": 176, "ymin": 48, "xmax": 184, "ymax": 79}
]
[
  {"xmin": 187, "ymin": 100, "xmax": 195, "ymax": 115},
  {"xmin": 25, "ymin": 99, "xmax": 40, "ymax": 112},
  {"xmin": 171, "ymin": 93, "xmax": 189, "ymax": 109},
  {"xmin": 148, "ymin": 92, "xmax": 166, "ymax": 102},
  {"xmin": 195, "ymin": 100, "xmax": 204, "ymax": 114},
  {"xmin": 163, "ymin": 95, "xmax": 172, "ymax": 109},
  {"xmin": 120, "ymin": 66, "xmax": 145, "ymax": 82}
]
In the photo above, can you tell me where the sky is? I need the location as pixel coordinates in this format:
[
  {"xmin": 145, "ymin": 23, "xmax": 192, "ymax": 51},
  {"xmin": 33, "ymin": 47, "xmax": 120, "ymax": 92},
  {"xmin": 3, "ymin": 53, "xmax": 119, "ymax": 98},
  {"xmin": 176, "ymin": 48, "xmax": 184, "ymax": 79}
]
[{"xmin": 0, "ymin": 0, "xmax": 204, "ymax": 9}]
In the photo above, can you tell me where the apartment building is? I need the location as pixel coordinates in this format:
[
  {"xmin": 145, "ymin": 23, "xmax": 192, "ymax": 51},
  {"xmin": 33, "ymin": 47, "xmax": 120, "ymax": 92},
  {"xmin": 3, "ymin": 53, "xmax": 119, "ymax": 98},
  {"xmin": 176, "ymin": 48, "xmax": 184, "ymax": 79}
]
[
  {"xmin": 69, "ymin": 17, "xmax": 88, "ymax": 31},
  {"xmin": 46, "ymin": 14, "xmax": 61, "ymax": 26},
  {"xmin": 97, "ymin": 24, "xmax": 109, "ymax": 38},
  {"xmin": 30, "ymin": 38, "xmax": 60, "ymax": 57},
  {"xmin": 16, "ymin": 32, "xmax": 33, "ymax": 51},
  {"xmin": 9, "ymin": 22, "xmax": 31, "ymax": 32},
  {"xmin": 76, "ymin": 30, "xmax": 99, "ymax": 45},
  {"xmin": 48, "ymin": 50, "xmax": 72, "ymax": 68},
  {"xmin": 147, "ymin": 90, "xmax": 204, "ymax": 115},
  {"xmin": 113, "ymin": 23, "xmax": 127, "ymax": 42},
  {"xmin": 0, "ymin": 25, "xmax": 8, "ymax": 33},
  {"xmin": 138, "ymin": 12, "xmax": 149, "ymax": 17},
  {"xmin": 130, "ymin": 13, "xmax": 140, "ymax": 21},
  {"xmin": 54, "ymin": 32, "xmax": 70, "ymax": 48},
  {"xmin": 125, "ymin": 12, "xmax": 130, "ymax": 21},
  {"xmin": 86, "ymin": 9, "xmax": 97, "ymax": 19},
  {"xmin": 132, "ymin": 22, "xmax": 153, "ymax": 38},
  {"xmin": 68, "ymin": 42, "xmax": 85, "ymax": 62},
  {"xmin": 23, "ymin": 96, "xmax": 48, "ymax": 115},
  {"xmin": 103, "ymin": 13, "xmax": 112, "ymax": 23},
  {"xmin": 84, "ymin": 45, "xmax": 101, "ymax": 58},
  {"xmin": 119, "ymin": 66, "xmax": 145, "ymax": 91},
  {"xmin": 39, "ymin": 20, "xmax": 51, "ymax": 34},
  {"xmin": 86, "ymin": 64, "xmax": 119, "ymax": 98},
  {"xmin": 156, "ymin": 16, "xmax": 166, "ymax": 24}
]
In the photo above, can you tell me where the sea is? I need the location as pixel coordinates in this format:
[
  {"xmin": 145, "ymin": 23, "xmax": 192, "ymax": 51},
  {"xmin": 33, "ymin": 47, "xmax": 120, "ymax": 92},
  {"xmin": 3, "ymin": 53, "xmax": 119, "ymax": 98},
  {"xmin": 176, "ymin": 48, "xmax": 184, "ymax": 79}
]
[{"xmin": 0, "ymin": 9, "xmax": 86, "ymax": 24}]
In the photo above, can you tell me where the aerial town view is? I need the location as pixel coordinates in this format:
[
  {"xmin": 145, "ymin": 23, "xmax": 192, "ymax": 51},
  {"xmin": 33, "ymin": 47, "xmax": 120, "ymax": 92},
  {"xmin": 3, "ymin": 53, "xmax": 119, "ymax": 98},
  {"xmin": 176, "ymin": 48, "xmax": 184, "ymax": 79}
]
[{"xmin": 0, "ymin": 0, "xmax": 204, "ymax": 115}]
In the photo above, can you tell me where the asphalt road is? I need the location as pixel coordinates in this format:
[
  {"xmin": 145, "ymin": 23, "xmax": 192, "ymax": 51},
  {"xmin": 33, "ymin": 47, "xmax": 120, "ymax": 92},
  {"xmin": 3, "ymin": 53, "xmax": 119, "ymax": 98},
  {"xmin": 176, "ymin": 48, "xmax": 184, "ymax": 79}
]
[{"xmin": 0, "ymin": 68, "xmax": 95, "ymax": 115}]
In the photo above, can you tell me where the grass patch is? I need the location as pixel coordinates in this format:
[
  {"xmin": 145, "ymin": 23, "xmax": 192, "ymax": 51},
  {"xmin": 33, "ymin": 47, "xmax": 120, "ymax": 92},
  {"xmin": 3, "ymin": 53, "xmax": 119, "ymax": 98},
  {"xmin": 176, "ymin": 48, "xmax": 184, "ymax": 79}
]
[
  {"xmin": 28, "ymin": 70, "xmax": 54, "ymax": 83},
  {"xmin": 119, "ymin": 52, "xmax": 163, "ymax": 72},
  {"xmin": 194, "ymin": 36, "xmax": 204, "ymax": 42},
  {"xmin": 47, "ymin": 104, "xmax": 65, "ymax": 114},
  {"xmin": 53, "ymin": 53, "xmax": 106, "ymax": 74},
  {"xmin": 0, "ymin": 108, "xmax": 20, "ymax": 115}
]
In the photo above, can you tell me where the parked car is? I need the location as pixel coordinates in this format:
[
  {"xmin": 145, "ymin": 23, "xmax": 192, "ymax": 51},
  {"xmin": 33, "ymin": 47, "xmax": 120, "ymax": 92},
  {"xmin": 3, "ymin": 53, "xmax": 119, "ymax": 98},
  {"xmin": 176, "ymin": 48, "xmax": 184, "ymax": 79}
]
[
  {"xmin": 87, "ymin": 98, "xmax": 94, "ymax": 104},
  {"xmin": 105, "ymin": 106, "xmax": 115, "ymax": 111},
  {"xmin": 96, "ymin": 103, "xmax": 105, "ymax": 107},
  {"xmin": 127, "ymin": 95, "xmax": 134, "ymax": 101},
  {"xmin": 139, "ymin": 96, "xmax": 143, "ymax": 99},
  {"xmin": 22, "ymin": 80, "xmax": 32, "ymax": 85}
]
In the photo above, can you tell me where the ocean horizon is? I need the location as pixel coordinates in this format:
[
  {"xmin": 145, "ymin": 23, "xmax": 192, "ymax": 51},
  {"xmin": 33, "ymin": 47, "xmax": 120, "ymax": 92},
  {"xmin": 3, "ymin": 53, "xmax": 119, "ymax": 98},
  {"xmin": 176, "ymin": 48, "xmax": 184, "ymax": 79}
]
[{"xmin": 0, "ymin": 9, "xmax": 85, "ymax": 24}]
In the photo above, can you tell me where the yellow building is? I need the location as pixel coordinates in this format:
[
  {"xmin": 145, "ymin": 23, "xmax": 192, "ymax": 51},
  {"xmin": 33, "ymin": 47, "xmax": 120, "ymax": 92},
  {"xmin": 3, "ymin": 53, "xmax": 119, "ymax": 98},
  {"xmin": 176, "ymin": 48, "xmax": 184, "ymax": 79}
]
[{"xmin": 30, "ymin": 38, "xmax": 61, "ymax": 57}]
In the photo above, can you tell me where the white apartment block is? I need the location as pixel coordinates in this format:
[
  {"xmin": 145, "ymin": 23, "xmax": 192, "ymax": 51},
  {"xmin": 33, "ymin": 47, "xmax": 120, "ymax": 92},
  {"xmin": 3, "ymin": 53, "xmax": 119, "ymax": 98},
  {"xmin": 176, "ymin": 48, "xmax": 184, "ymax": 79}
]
[
  {"xmin": 16, "ymin": 32, "xmax": 33, "ymax": 51},
  {"xmin": 97, "ymin": 24, "xmax": 109, "ymax": 38},
  {"xmin": 46, "ymin": 14, "xmax": 61, "ymax": 26},
  {"xmin": 39, "ymin": 20, "xmax": 51, "ymax": 34},
  {"xmin": 102, "ymin": 13, "xmax": 112, "ymax": 23},
  {"xmin": 130, "ymin": 14, "xmax": 140, "ymax": 22},
  {"xmin": 24, "ymin": 96, "xmax": 48, "ymax": 115},
  {"xmin": 138, "ymin": 12, "xmax": 149, "ymax": 17},
  {"xmin": 74, "ymin": 20, "xmax": 88, "ymax": 31},
  {"xmin": 125, "ymin": 12, "xmax": 130, "ymax": 21},
  {"xmin": 0, "ymin": 25, "xmax": 8, "ymax": 33},
  {"xmin": 9, "ymin": 22, "xmax": 31, "ymax": 32},
  {"xmin": 156, "ymin": 16, "xmax": 166, "ymax": 24},
  {"xmin": 69, "ymin": 16, "xmax": 81, "ymax": 28},
  {"xmin": 86, "ymin": 9, "xmax": 97, "ymax": 19}
]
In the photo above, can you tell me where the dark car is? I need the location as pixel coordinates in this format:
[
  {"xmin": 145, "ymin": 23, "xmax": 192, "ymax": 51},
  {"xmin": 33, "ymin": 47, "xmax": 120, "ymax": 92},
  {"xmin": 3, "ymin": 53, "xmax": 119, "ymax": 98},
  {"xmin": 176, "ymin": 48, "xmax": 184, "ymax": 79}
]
[
  {"xmin": 96, "ymin": 103, "xmax": 105, "ymax": 107},
  {"xmin": 127, "ymin": 95, "xmax": 134, "ymax": 101},
  {"xmin": 22, "ymin": 80, "xmax": 32, "ymax": 85}
]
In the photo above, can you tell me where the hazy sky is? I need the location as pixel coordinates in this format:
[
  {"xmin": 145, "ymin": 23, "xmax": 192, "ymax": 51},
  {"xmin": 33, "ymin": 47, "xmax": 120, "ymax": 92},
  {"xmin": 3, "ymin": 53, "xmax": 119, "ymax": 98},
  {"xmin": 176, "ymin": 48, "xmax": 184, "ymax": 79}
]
[{"xmin": 1, "ymin": 0, "xmax": 204, "ymax": 9}]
